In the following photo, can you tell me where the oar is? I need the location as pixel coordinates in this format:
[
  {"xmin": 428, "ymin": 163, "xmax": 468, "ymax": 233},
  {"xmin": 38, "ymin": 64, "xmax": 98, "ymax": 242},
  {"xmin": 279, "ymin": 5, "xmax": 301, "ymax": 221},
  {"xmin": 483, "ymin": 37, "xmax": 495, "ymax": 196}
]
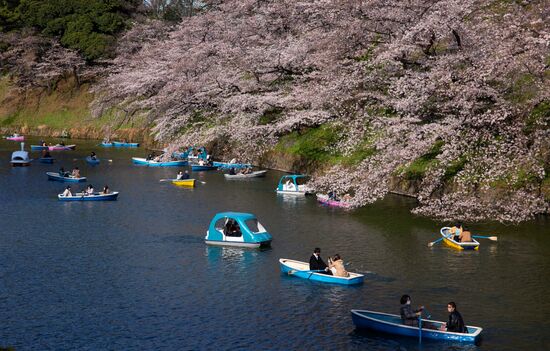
[
  {"xmin": 159, "ymin": 179, "xmax": 175, "ymax": 182},
  {"xmin": 418, "ymin": 315, "xmax": 422, "ymax": 343},
  {"xmin": 288, "ymin": 269, "xmax": 325, "ymax": 275},
  {"xmin": 473, "ymin": 235, "xmax": 498, "ymax": 241},
  {"xmin": 428, "ymin": 237, "xmax": 444, "ymax": 247}
]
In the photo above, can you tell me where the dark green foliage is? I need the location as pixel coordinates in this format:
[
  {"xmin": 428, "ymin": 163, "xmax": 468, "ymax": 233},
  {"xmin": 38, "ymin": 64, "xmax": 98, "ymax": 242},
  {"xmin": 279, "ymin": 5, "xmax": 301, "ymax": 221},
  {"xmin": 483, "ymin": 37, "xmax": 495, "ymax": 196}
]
[
  {"xmin": 259, "ymin": 107, "xmax": 283, "ymax": 125},
  {"xmin": 4, "ymin": 0, "xmax": 139, "ymax": 60},
  {"xmin": 278, "ymin": 125, "xmax": 341, "ymax": 162},
  {"xmin": 0, "ymin": 0, "xmax": 20, "ymax": 31},
  {"xmin": 401, "ymin": 139, "xmax": 444, "ymax": 180},
  {"xmin": 443, "ymin": 156, "xmax": 468, "ymax": 181},
  {"xmin": 524, "ymin": 100, "xmax": 550, "ymax": 134}
]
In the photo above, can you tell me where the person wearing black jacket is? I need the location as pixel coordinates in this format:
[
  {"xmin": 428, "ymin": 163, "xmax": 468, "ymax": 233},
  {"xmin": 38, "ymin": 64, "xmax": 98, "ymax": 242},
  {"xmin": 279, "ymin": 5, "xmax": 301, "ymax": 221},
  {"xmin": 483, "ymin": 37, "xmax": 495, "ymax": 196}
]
[
  {"xmin": 444, "ymin": 302, "xmax": 467, "ymax": 333},
  {"xmin": 309, "ymin": 248, "xmax": 331, "ymax": 275}
]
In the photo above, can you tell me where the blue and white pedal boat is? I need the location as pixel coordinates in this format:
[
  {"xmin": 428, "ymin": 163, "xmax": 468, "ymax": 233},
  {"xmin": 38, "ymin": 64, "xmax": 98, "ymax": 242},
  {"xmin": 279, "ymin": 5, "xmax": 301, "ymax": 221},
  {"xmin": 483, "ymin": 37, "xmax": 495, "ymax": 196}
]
[
  {"xmin": 132, "ymin": 157, "xmax": 188, "ymax": 167},
  {"xmin": 58, "ymin": 192, "xmax": 119, "ymax": 201},
  {"xmin": 276, "ymin": 175, "xmax": 311, "ymax": 195},
  {"xmin": 100, "ymin": 142, "xmax": 113, "ymax": 147},
  {"xmin": 279, "ymin": 258, "xmax": 364, "ymax": 285},
  {"xmin": 350, "ymin": 310, "xmax": 482, "ymax": 343},
  {"xmin": 213, "ymin": 161, "xmax": 253, "ymax": 169},
  {"xmin": 46, "ymin": 172, "xmax": 86, "ymax": 182},
  {"xmin": 205, "ymin": 212, "xmax": 272, "ymax": 248}
]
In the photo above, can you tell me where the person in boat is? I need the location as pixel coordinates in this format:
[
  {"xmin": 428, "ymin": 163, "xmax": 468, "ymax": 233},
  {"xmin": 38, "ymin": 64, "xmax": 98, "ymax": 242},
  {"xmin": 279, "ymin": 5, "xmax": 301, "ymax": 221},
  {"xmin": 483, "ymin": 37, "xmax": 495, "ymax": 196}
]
[
  {"xmin": 101, "ymin": 185, "xmax": 110, "ymax": 194},
  {"xmin": 153, "ymin": 155, "xmax": 162, "ymax": 162},
  {"xmin": 198, "ymin": 159, "xmax": 206, "ymax": 166},
  {"xmin": 342, "ymin": 193, "xmax": 352, "ymax": 202},
  {"xmin": 458, "ymin": 226, "xmax": 473, "ymax": 242},
  {"xmin": 62, "ymin": 186, "xmax": 72, "ymax": 197},
  {"xmin": 284, "ymin": 179, "xmax": 296, "ymax": 191},
  {"xmin": 229, "ymin": 167, "xmax": 236, "ymax": 175},
  {"xmin": 309, "ymin": 248, "xmax": 331, "ymax": 275},
  {"xmin": 327, "ymin": 254, "xmax": 350, "ymax": 277},
  {"xmin": 224, "ymin": 220, "xmax": 241, "ymax": 237},
  {"xmin": 71, "ymin": 167, "xmax": 80, "ymax": 178},
  {"xmin": 229, "ymin": 158, "xmax": 237, "ymax": 164},
  {"xmin": 400, "ymin": 295, "xmax": 424, "ymax": 327},
  {"xmin": 90, "ymin": 152, "xmax": 97, "ymax": 160},
  {"xmin": 41, "ymin": 140, "xmax": 47, "ymax": 147},
  {"xmin": 182, "ymin": 170, "xmax": 190, "ymax": 179},
  {"xmin": 59, "ymin": 167, "xmax": 69, "ymax": 177},
  {"xmin": 42, "ymin": 149, "xmax": 52, "ymax": 158},
  {"xmin": 328, "ymin": 191, "xmax": 340, "ymax": 201},
  {"xmin": 440, "ymin": 302, "xmax": 467, "ymax": 333},
  {"xmin": 59, "ymin": 141, "xmax": 65, "ymax": 146},
  {"xmin": 86, "ymin": 184, "xmax": 94, "ymax": 195},
  {"xmin": 146, "ymin": 153, "xmax": 154, "ymax": 161},
  {"xmin": 176, "ymin": 171, "xmax": 184, "ymax": 180},
  {"xmin": 450, "ymin": 223, "xmax": 463, "ymax": 240}
]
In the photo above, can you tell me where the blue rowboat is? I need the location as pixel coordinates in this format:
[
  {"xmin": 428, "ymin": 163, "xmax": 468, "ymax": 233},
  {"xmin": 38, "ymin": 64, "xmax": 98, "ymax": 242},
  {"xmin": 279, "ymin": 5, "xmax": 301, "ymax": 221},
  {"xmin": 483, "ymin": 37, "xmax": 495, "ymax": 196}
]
[
  {"xmin": 213, "ymin": 161, "xmax": 253, "ymax": 169},
  {"xmin": 279, "ymin": 258, "xmax": 364, "ymax": 285},
  {"xmin": 191, "ymin": 164, "xmax": 218, "ymax": 171},
  {"xmin": 205, "ymin": 212, "xmax": 272, "ymax": 248},
  {"xmin": 31, "ymin": 145, "xmax": 49, "ymax": 150},
  {"xmin": 85, "ymin": 156, "xmax": 100, "ymax": 165},
  {"xmin": 39, "ymin": 157, "xmax": 55, "ymax": 164},
  {"xmin": 113, "ymin": 141, "xmax": 139, "ymax": 147},
  {"xmin": 441, "ymin": 227, "xmax": 480, "ymax": 251},
  {"xmin": 350, "ymin": 310, "xmax": 482, "ymax": 343},
  {"xmin": 100, "ymin": 142, "xmax": 113, "ymax": 147},
  {"xmin": 132, "ymin": 157, "xmax": 188, "ymax": 167},
  {"xmin": 46, "ymin": 172, "xmax": 86, "ymax": 182},
  {"xmin": 58, "ymin": 192, "xmax": 118, "ymax": 201}
]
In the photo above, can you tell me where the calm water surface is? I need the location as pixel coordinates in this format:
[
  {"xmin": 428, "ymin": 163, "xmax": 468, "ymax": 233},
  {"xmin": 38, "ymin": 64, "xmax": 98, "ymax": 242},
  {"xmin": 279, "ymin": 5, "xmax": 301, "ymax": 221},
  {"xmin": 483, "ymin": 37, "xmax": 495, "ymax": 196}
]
[{"xmin": 0, "ymin": 138, "xmax": 549, "ymax": 350}]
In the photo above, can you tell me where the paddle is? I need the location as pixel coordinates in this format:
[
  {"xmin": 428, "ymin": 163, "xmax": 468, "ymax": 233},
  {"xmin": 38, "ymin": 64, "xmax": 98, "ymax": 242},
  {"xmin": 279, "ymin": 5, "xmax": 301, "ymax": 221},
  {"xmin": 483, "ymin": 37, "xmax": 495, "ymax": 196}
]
[
  {"xmin": 287, "ymin": 269, "xmax": 325, "ymax": 275},
  {"xmin": 427, "ymin": 237, "xmax": 444, "ymax": 247},
  {"xmin": 418, "ymin": 315, "xmax": 422, "ymax": 343},
  {"xmin": 472, "ymin": 235, "xmax": 498, "ymax": 241}
]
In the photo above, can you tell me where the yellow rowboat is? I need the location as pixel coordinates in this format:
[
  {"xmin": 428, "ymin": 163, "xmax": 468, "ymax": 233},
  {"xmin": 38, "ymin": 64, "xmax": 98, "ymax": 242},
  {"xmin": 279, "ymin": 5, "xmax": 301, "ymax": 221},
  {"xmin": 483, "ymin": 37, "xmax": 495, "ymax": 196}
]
[
  {"xmin": 440, "ymin": 227, "xmax": 479, "ymax": 251},
  {"xmin": 172, "ymin": 179, "xmax": 195, "ymax": 187}
]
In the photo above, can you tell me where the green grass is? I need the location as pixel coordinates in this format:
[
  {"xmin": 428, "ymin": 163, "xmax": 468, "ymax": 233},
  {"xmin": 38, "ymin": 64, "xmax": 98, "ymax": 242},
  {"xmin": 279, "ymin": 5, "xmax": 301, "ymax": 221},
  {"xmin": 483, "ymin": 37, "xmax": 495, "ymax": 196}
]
[
  {"xmin": 524, "ymin": 100, "xmax": 550, "ymax": 134},
  {"xmin": 259, "ymin": 107, "xmax": 283, "ymax": 125},
  {"xmin": 399, "ymin": 139, "xmax": 445, "ymax": 181},
  {"xmin": 506, "ymin": 73, "xmax": 538, "ymax": 104},
  {"xmin": 443, "ymin": 156, "xmax": 468, "ymax": 181},
  {"xmin": 276, "ymin": 125, "xmax": 341, "ymax": 162}
]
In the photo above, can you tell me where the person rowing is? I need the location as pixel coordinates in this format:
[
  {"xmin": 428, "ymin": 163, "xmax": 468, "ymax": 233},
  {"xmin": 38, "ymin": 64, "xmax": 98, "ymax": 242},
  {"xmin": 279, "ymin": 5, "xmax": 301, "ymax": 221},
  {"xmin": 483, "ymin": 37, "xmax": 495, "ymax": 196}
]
[
  {"xmin": 90, "ymin": 151, "xmax": 97, "ymax": 160},
  {"xmin": 309, "ymin": 248, "xmax": 331, "ymax": 275},
  {"xmin": 449, "ymin": 223, "xmax": 463, "ymax": 240},
  {"xmin": 62, "ymin": 186, "xmax": 72, "ymax": 197},
  {"xmin": 439, "ymin": 302, "xmax": 467, "ymax": 333}
]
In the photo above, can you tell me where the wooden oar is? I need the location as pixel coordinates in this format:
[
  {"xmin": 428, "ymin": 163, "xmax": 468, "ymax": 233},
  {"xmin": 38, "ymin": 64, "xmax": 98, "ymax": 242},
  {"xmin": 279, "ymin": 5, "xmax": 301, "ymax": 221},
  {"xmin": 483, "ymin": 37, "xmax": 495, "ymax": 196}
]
[
  {"xmin": 427, "ymin": 237, "xmax": 444, "ymax": 247},
  {"xmin": 159, "ymin": 179, "xmax": 176, "ymax": 182},
  {"xmin": 473, "ymin": 235, "xmax": 498, "ymax": 241},
  {"xmin": 418, "ymin": 315, "xmax": 422, "ymax": 343}
]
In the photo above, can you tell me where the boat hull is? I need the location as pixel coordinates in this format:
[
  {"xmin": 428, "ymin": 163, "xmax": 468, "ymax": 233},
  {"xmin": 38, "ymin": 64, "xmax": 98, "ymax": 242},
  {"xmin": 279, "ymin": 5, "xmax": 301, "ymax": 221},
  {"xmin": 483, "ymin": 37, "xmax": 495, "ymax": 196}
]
[
  {"xmin": 191, "ymin": 165, "xmax": 218, "ymax": 171},
  {"xmin": 276, "ymin": 190, "xmax": 307, "ymax": 196},
  {"xmin": 204, "ymin": 240, "xmax": 270, "ymax": 248},
  {"xmin": 441, "ymin": 227, "xmax": 479, "ymax": 250},
  {"xmin": 213, "ymin": 162, "xmax": 253, "ymax": 169},
  {"xmin": 351, "ymin": 310, "xmax": 482, "ymax": 343},
  {"xmin": 316, "ymin": 194, "xmax": 351, "ymax": 208},
  {"xmin": 39, "ymin": 158, "xmax": 55, "ymax": 164},
  {"xmin": 46, "ymin": 172, "xmax": 87, "ymax": 182},
  {"xmin": 279, "ymin": 258, "xmax": 364, "ymax": 285},
  {"xmin": 48, "ymin": 145, "xmax": 76, "ymax": 151},
  {"xmin": 113, "ymin": 142, "xmax": 139, "ymax": 147},
  {"xmin": 31, "ymin": 145, "xmax": 49, "ymax": 150},
  {"xmin": 100, "ymin": 142, "xmax": 113, "ymax": 147},
  {"xmin": 85, "ymin": 156, "xmax": 100, "ymax": 165},
  {"xmin": 132, "ymin": 157, "xmax": 188, "ymax": 167},
  {"xmin": 6, "ymin": 136, "xmax": 24, "ymax": 141},
  {"xmin": 11, "ymin": 161, "xmax": 31, "ymax": 166},
  {"xmin": 224, "ymin": 170, "xmax": 267, "ymax": 179},
  {"xmin": 172, "ymin": 179, "xmax": 196, "ymax": 187},
  {"xmin": 58, "ymin": 192, "xmax": 119, "ymax": 201}
]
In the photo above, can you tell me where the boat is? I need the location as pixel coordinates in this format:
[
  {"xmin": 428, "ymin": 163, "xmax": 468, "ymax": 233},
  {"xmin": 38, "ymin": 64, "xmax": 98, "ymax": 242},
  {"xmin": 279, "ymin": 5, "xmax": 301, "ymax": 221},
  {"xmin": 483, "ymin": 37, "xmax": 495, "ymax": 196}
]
[
  {"xmin": 316, "ymin": 194, "xmax": 352, "ymax": 208},
  {"xmin": 224, "ymin": 170, "xmax": 267, "ymax": 179},
  {"xmin": 6, "ymin": 134, "xmax": 24, "ymax": 141},
  {"xmin": 10, "ymin": 143, "xmax": 32, "ymax": 166},
  {"xmin": 172, "ymin": 179, "xmax": 196, "ymax": 187},
  {"xmin": 31, "ymin": 145, "xmax": 49, "ymax": 150},
  {"xmin": 48, "ymin": 144, "xmax": 76, "ymax": 151},
  {"xmin": 113, "ymin": 141, "xmax": 139, "ymax": 147},
  {"xmin": 205, "ymin": 212, "xmax": 272, "ymax": 248},
  {"xmin": 440, "ymin": 227, "xmax": 480, "ymax": 251},
  {"xmin": 213, "ymin": 161, "xmax": 253, "ymax": 169},
  {"xmin": 39, "ymin": 157, "xmax": 55, "ymax": 164},
  {"xmin": 132, "ymin": 157, "xmax": 188, "ymax": 167},
  {"xmin": 58, "ymin": 192, "xmax": 119, "ymax": 201},
  {"xmin": 276, "ymin": 175, "xmax": 311, "ymax": 195},
  {"xmin": 46, "ymin": 172, "xmax": 87, "ymax": 182},
  {"xmin": 100, "ymin": 142, "xmax": 113, "ymax": 147},
  {"xmin": 350, "ymin": 310, "xmax": 482, "ymax": 343},
  {"xmin": 191, "ymin": 164, "xmax": 218, "ymax": 171},
  {"xmin": 85, "ymin": 156, "xmax": 100, "ymax": 165},
  {"xmin": 185, "ymin": 146, "xmax": 209, "ymax": 161},
  {"xmin": 279, "ymin": 258, "xmax": 364, "ymax": 285}
]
